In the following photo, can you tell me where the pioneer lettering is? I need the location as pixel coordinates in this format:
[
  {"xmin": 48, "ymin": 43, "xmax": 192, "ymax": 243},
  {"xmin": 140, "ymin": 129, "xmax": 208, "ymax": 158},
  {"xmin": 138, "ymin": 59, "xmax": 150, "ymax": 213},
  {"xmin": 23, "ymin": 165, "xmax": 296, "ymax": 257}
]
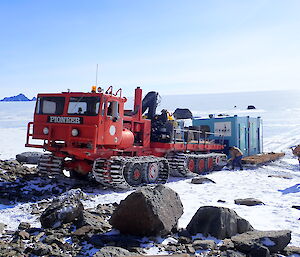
[{"xmin": 48, "ymin": 116, "xmax": 83, "ymax": 124}]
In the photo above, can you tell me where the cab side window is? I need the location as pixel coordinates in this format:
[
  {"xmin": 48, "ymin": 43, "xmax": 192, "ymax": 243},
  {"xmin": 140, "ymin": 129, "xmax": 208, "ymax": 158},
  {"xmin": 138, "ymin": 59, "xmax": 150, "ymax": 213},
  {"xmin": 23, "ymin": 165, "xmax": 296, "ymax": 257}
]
[{"xmin": 107, "ymin": 101, "xmax": 119, "ymax": 117}]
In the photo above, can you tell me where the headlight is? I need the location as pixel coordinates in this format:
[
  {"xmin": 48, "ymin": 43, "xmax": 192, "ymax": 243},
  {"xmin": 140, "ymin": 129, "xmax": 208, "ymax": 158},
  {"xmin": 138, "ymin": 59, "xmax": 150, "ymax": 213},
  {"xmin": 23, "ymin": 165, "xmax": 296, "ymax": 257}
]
[
  {"xmin": 43, "ymin": 127, "xmax": 49, "ymax": 135},
  {"xmin": 71, "ymin": 128, "xmax": 79, "ymax": 137}
]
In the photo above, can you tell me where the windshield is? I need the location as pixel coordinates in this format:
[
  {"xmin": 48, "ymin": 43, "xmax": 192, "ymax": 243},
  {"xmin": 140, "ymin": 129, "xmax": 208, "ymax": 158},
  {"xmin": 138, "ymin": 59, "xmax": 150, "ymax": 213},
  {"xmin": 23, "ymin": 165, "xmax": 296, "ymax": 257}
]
[
  {"xmin": 36, "ymin": 97, "xmax": 65, "ymax": 115},
  {"xmin": 67, "ymin": 97, "xmax": 101, "ymax": 116}
]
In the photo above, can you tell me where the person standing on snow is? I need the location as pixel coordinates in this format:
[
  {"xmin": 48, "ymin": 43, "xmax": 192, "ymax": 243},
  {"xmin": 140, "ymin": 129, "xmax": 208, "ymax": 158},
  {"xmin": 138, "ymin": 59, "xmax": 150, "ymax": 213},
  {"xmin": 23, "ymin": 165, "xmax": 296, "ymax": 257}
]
[{"xmin": 228, "ymin": 146, "xmax": 243, "ymax": 170}]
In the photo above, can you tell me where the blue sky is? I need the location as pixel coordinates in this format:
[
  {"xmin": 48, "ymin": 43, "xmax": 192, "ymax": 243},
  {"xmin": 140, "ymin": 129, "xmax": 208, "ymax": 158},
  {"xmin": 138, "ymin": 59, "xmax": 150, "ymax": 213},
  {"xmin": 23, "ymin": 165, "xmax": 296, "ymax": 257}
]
[{"xmin": 0, "ymin": 0, "xmax": 299, "ymax": 98}]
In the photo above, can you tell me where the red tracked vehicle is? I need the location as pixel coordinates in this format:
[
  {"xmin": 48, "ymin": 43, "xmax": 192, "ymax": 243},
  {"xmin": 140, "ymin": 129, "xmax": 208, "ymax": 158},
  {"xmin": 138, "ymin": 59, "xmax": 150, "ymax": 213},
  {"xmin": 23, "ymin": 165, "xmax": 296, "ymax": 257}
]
[{"xmin": 26, "ymin": 86, "xmax": 227, "ymax": 188}]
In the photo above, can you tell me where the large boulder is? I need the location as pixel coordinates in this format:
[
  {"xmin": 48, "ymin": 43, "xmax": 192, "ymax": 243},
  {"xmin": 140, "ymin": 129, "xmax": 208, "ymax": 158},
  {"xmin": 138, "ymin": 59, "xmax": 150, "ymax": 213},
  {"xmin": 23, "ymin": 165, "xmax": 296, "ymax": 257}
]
[
  {"xmin": 40, "ymin": 189, "xmax": 85, "ymax": 228},
  {"xmin": 231, "ymin": 230, "xmax": 291, "ymax": 253},
  {"xmin": 186, "ymin": 206, "xmax": 253, "ymax": 239},
  {"xmin": 109, "ymin": 185, "xmax": 183, "ymax": 236},
  {"xmin": 16, "ymin": 152, "xmax": 43, "ymax": 164}
]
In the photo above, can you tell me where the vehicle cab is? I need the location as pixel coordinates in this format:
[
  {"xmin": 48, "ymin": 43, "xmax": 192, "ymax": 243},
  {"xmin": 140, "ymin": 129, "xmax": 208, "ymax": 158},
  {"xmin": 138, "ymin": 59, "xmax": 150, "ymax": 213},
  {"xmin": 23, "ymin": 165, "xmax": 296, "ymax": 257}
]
[{"xmin": 26, "ymin": 87, "xmax": 127, "ymax": 158}]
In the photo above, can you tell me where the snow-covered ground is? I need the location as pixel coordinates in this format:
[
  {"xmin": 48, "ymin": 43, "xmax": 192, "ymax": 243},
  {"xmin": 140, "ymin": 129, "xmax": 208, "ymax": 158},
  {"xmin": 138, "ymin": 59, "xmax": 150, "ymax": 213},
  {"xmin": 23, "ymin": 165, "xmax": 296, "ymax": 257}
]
[{"xmin": 0, "ymin": 90, "xmax": 299, "ymax": 246}]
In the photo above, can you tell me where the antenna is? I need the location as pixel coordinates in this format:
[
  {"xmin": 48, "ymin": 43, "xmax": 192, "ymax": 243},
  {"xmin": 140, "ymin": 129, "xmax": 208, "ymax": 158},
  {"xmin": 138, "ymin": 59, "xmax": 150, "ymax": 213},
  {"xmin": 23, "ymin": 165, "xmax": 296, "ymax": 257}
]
[{"xmin": 95, "ymin": 64, "xmax": 99, "ymax": 86}]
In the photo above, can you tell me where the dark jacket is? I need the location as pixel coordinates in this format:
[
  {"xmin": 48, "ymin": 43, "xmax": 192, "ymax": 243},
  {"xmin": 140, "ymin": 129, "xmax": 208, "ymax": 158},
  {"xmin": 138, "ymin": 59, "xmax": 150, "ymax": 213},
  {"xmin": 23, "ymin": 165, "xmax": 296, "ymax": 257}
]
[{"xmin": 229, "ymin": 147, "xmax": 243, "ymax": 161}]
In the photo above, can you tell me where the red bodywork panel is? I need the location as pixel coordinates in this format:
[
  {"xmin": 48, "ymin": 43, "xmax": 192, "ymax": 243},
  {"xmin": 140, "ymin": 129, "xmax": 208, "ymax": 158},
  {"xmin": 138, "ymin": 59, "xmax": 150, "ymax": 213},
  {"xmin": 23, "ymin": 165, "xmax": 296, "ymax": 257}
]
[
  {"xmin": 26, "ymin": 87, "xmax": 224, "ymax": 162},
  {"xmin": 150, "ymin": 142, "xmax": 224, "ymax": 157}
]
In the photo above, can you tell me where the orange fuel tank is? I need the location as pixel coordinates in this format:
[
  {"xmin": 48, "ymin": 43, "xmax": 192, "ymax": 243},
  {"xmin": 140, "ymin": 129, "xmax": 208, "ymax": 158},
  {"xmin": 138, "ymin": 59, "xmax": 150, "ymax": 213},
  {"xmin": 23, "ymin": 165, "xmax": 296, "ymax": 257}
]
[{"xmin": 119, "ymin": 129, "xmax": 134, "ymax": 149}]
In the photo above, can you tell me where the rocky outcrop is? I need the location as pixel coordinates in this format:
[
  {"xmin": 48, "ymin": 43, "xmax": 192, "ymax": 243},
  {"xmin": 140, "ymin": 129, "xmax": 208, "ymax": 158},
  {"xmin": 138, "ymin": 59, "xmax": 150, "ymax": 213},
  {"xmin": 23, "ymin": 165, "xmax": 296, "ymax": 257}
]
[
  {"xmin": 186, "ymin": 206, "xmax": 253, "ymax": 239},
  {"xmin": 231, "ymin": 230, "xmax": 291, "ymax": 253},
  {"xmin": 110, "ymin": 185, "xmax": 183, "ymax": 236},
  {"xmin": 0, "ymin": 202, "xmax": 296, "ymax": 257},
  {"xmin": 40, "ymin": 189, "xmax": 85, "ymax": 228},
  {"xmin": 0, "ymin": 159, "xmax": 297, "ymax": 257},
  {"xmin": 234, "ymin": 198, "xmax": 264, "ymax": 206},
  {"xmin": 0, "ymin": 160, "xmax": 102, "ymax": 204},
  {"xmin": 0, "ymin": 160, "xmax": 37, "ymax": 182}
]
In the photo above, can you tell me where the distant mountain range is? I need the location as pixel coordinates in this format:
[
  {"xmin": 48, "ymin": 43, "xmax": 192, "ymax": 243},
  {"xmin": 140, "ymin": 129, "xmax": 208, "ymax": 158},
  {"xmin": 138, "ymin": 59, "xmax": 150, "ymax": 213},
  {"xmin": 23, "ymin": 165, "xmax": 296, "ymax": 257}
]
[{"xmin": 0, "ymin": 94, "xmax": 36, "ymax": 102}]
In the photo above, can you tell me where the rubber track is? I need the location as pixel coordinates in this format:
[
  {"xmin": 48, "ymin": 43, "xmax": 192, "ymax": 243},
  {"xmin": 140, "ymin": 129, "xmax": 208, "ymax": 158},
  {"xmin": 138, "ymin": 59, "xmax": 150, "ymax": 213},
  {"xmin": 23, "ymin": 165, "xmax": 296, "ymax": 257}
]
[
  {"xmin": 93, "ymin": 156, "xmax": 169, "ymax": 189},
  {"xmin": 38, "ymin": 154, "xmax": 64, "ymax": 175}
]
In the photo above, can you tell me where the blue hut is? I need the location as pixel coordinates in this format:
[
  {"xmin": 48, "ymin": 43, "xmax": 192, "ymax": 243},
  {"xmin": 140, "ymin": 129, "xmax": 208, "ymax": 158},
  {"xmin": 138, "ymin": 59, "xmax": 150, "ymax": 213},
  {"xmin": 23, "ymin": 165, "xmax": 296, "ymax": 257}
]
[{"xmin": 192, "ymin": 115, "xmax": 262, "ymax": 157}]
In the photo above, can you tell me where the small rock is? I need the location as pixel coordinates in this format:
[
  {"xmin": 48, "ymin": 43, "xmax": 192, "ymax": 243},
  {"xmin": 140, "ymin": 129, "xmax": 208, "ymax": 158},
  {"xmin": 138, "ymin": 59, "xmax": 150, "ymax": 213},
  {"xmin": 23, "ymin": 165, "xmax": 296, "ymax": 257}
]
[
  {"xmin": 73, "ymin": 225, "xmax": 93, "ymax": 236},
  {"xmin": 0, "ymin": 223, "xmax": 6, "ymax": 233},
  {"xmin": 218, "ymin": 199, "xmax": 226, "ymax": 203},
  {"xmin": 219, "ymin": 239, "xmax": 235, "ymax": 251},
  {"xmin": 192, "ymin": 239, "xmax": 216, "ymax": 250},
  {"xmin": 40, "ymin": 189, "xmax": 84, "ymax": 228},
  {"xmin": 178, "ymin": 236, "xmax": 192, "ymax": 244},
  {"xmin": 164, "ymin": 245, "xmax": 177, "ymax": 252},
  {"xmin": 96, "ymin": 203, "xmax": 117, "ymax": 216},
  {"xmin": 220, "ymin": 250, "xmax": 246, "ymax": 257},
  {"xmin": 282, "ymin": 245, "xmax": 300, "ymax": 255},
  {"xmin": 29, "ymin": 243, "xmax": 52, "ymax": 256},
  {"xmin": 247, "ymin": 105, "xmax": 256, "ymax": 110},
  {"xmin": 76, "ymin": 210, "xmax": 112, "ymax": 233},
  {"xmin": 33, "ymin": 232, "xmax": 45, "ymax": 242},
  {"xmin": 231, "ymin": 230, "xmax": 291, "ymax": 253},
  {"xmin": 249, "ymin": 244, "xmax": 270, "ymax": 257},
  {"xmin": 234, "ymin": 198, "xmax": 264, "ymax": 206},
  {"xmin": 185, "ymin": 245, "xmax": 195, "ymax": 254},
  {"xmin": 175, "ymin": 244, "xmax": 186, "ymax": 252},
  {"xmin": 268, "ymin": 175, "xmax": 291, "ymax": 179},
  {"xmin": 18, "ymin": 230, "xmax": 30, "ymax": 240},
  {"xmin": 177, "ymin": 228, "xmax": 191, "ymax": 237},
  {"xmin": 292, "ymin": 205, "xmax": 300, "ymax": 210},
  {"xmin": 191, "ymin": 176, "xmax": 216, "ymax": 184},
  {"xmin": 127, "ymin": 247, "xmax": 145, "ymax": 255},
  {"xmin": 43, "ymin": 234, "xmax": 65, "ymax": 247},
  {"xmin": 89, "ymin": 234, "xmax": 141, "ymax": 248},
  {"xmin": 93, "ymin": 246, "xmax": 138, "ymax": 256},
  {"xmin": 18, "ymin": 222, "xmax": 31, "ymax": 231}
]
